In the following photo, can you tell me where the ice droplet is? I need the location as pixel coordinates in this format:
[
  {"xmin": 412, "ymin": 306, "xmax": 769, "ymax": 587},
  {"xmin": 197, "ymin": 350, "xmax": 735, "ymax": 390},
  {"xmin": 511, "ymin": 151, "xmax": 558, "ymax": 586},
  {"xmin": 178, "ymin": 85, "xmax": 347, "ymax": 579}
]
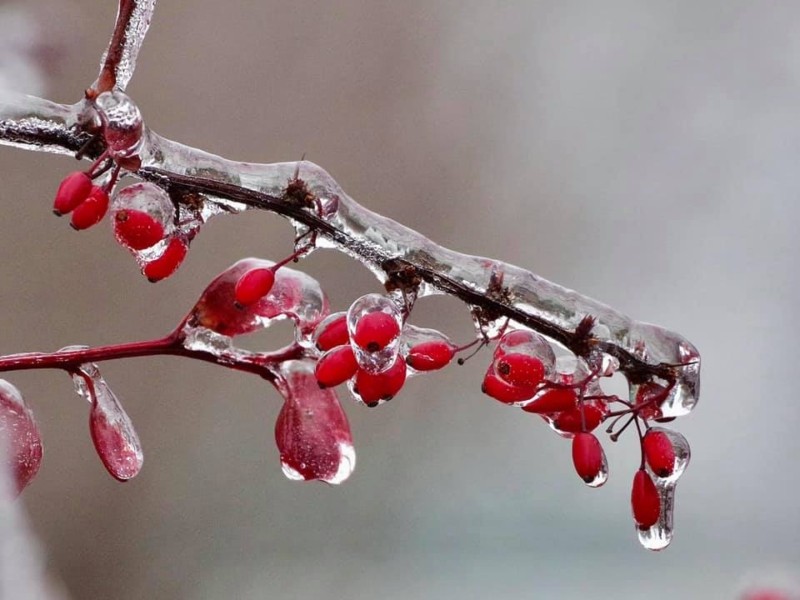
[
  {"xmin": 110, "ymin": 182, "xmax": 174, "ymax": 251},
  {"xmin": 94, "ymin": 90, "xmax": 143, "ymax": 160},
  {"xmin": 494, "ymin": 329, "xmax": 556, "ymax": 379},
  {"xmin": 274, "ymin": 360, "xmax": 355, "ymax": 484},
  {"xmin": 584, "ymin": 451, "xmax": 609, "ymax": 489},
  {"xmin": 70, "ymin": 363, "xmax": 143, "ymax": 482},
  {"xmin": 637, "ymin": 482, "xmax": 676, "ymax": 551},
  {"xmin": 0, "ymin": 379, "xmax": 42, "ymax": 496},
  {"xmin": 636, "ymin": 429, "xmax": 689, "ymax": 551},
  {"xmin": 346, "ymin": 293, "xmax": 402, "ymax": 374},
  {"xmin": 399, "ymin": 324, "xmax": 454, "ymax": 377}
]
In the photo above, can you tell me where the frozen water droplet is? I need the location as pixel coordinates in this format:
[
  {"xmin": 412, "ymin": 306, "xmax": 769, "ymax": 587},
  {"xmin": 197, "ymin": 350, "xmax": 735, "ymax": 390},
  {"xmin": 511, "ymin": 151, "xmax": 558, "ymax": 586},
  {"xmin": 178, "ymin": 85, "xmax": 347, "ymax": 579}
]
[
  {"xmin": 637, "ymin": 483, "xmax": 676, "ymax": 551},
  {"xmin": 0, "ymin": 379, "xmax": 42, "ymax": 495},
  {"xmin": 627, "ymin": 324, "xmax": 701, "ymax": 418},
  {"xmin": 110, "ymin": 182, "xmax": 174, "ymax": 251},
  {"xmin": 494, "ymin": 329, "xmax": 556, "ymax": 378},
  {"xmin": 94, "ymin": 90, "xmax": 143, "ymax": 160},
  {"xmin": 584, "ymin": 451, "xmax": 608, "ymax": 489},
  {"xmin": 190, "ymin": 258, "xmax": 329, "ymax": 338},
  {"xmin": 636, "ymin": 429, "xmax": 689, "ymax": 550},
  {"xmin": 274, "ymin": 360, "xmax": 355, "ymax": 484},
  {"xmin": 399, "ymin": 324, "xmax": 454, "ymax": 377},
  {"xmin": 58, "ymin": 346, "xmax": 96, "ymax": 401},
  {"xmin": 553, "ymin": 353, "xmax": 592, "ymax": 385},
  {"xmin": 646, "ymin": 427, "xmax": 690, "ymax": 484},
  {"xmin": 88, "ymin": 375, "xmax": 143, "ymax": 482},
  {"xmin": 346, "ymin": 294, "xmax": 402, "ymax": 375}
]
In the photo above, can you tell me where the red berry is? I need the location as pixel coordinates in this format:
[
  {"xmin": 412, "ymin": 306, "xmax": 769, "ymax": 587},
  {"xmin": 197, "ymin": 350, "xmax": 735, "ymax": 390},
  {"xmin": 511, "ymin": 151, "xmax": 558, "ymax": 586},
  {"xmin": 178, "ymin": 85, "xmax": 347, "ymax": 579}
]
[
  {"xmin": 553, "ymin": 404, "xmax": 605, "ymax": 433},
  {"xmin": 522, "ymin": 387, "xmax": 578, "ymax": 414},
  {"xmin": 571, "ymin": 432, "xmax": 605, "ymax": 483},
  {"xmin": 406, "ymin": 340, "xmax": 455, "ymax": 371},
  {"xmin": 53, "ymin": 171, "xmax": 92, "ymax": 215},
  {"xmin": 481, "ymin": 369, "xmax": 536, "ymax": 404},
  {"xmin": 315, "ymin": 345, "xmax": 358, "ymax": 388},
  {"xmin": 643, "ymin": 430, "xmax": 676, "ymax": 477},
  {"xmin": 631, "ymin": 469, "xmax": 661, "ymax": 529},
  {"xmin": 495, "ymin": 353, "xmax": 545, "ymax": 388},
  {"xmin": 353, "ymin": 311, "xmax": 400, "ymax": 352},
  {"xmin": 142, "ymin": 237, "xmax": 188, "ymax": 282},
  {"xmin": 70, "ymin": 187, "xmax": 109, "ymax": 230},
  {"xmin": 315, "ymin": 314, "xmax": 349, "ymax": 352},
  {"xmin": 354, "ymin": 358, "xmax": 407, "ymax": 405},
  {"xmin": 114, "ymin": 209, "xmax": 165, "ymax": 250},
  {"xmin": 234, "ymin": 267, "xmax": 275, "ymax": 306}
]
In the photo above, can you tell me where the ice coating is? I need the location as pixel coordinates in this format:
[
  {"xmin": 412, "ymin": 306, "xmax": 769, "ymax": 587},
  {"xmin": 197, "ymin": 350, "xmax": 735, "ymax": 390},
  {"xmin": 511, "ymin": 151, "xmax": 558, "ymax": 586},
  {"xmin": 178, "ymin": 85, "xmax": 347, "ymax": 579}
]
[
  {"xmin": 95, "ymin": 0, "xmax": 157, "ymax": 92},
  {"xmin": 583, "ymin": 451, "xmax": 608, "ymax": 489},
  {"xmin": 94, "ymin": 90, "xmax": 143, "ymax": 159},
  {"xmin": 273, "ymin": 360, "xmax": 355, "ymax": 484},
  {"xmin": 347, "ymin": 293, "xmax": 402, "ymax": 374},
  {"xmin": 69, "ymin": 363, "xmax": 143, "ymax": 482},
  {"xmin": 189, "ymin": 258, "xmax": 329, "ymax": 338},
  {"xmin": 0, "ymin": 93, "xmax": 701, "ymax": 418},
  {"xmin": 0, "ymin": 379, "xmax": 42, "ymax": 495},
  {"xmin": 637, "ymin": 428, "xmax": 690, "ymax": 550}
]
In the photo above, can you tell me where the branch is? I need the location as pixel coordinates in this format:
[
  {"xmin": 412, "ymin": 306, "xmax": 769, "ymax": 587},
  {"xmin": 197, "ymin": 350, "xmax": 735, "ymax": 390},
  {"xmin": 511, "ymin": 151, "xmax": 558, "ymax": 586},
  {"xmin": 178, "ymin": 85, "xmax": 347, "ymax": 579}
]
[
  {"xmin": 0, "ymin": 91, "xmax": 700, "ymax": 410},
  {"xmin": 92, "ymin": 0, "xmax": 157, "ymax": 94}
]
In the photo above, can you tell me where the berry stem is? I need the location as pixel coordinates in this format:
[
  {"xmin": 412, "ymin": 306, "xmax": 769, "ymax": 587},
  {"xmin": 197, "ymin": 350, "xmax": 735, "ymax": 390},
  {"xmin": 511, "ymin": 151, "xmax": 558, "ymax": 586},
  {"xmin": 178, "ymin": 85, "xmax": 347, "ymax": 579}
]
[{"xmin": 0, "ymin": 329, "xmax": 305, "ymax": 382}]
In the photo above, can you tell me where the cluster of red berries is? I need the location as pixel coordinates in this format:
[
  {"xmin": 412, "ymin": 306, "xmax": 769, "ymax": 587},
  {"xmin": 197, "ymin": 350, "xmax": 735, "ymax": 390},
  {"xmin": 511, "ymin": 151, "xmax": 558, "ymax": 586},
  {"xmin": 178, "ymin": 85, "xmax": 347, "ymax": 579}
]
[
  {"xmin": 53, "ymin": 171, "xmax": 188, "ymax": 282},
  {"xmin": 53, "ymin": 171, "xmax": 109, "ymax": 230},
  {"xmin": 305, "ymin": 298, "xmax": 460, "ymax": 406},
  {"xmin": 314, "ymin": 309, "xmax": 407, "ymax": 406}
]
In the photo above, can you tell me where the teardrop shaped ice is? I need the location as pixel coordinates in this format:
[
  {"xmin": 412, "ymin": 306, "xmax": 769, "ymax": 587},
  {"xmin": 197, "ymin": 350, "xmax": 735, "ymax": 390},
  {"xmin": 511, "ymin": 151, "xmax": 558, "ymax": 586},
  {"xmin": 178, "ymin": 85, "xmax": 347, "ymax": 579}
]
[
  {"xmin": 71, "ymin": 366, "xmax": 143, "ymax": 482},
  {"xmin": 274, "ymin": 360, "xmax": 355, "ymax": 484},
  {"xmin": 110, "ymin": 182, "xmax": 174, "ymax": 252},
  {"xmin": 0, "ymin": 380, "xmax": 43, "ymax": 496},
  {"xmin": 94, "ymin": 90, "xmax": 143, "ymax": 160},
  {"xmin": 636, "ymin": 429, "xmax": 689, "ymax": 550}
]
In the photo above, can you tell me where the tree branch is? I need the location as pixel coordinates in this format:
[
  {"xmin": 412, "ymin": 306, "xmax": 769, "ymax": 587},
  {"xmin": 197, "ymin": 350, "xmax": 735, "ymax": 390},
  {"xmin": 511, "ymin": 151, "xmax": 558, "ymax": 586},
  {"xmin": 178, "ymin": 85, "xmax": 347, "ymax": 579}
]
[{"xmin": 0, "ymin": 90, "xmax": 700, "ymax": 412}]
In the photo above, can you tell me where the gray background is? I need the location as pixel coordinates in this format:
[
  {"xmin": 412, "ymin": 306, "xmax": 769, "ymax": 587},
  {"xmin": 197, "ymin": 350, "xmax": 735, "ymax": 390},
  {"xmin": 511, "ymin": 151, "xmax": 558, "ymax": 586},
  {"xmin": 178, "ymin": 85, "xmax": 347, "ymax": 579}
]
[{"xmin": 1, "ymin": 0, "xmax": 799, "ymax": 598}]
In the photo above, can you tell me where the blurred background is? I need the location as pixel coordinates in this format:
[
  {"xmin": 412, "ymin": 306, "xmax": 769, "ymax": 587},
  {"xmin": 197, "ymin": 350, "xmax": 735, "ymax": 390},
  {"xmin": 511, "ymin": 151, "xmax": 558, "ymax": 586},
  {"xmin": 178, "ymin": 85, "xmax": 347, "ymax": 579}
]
[{"xmin": 1, "ymin": 0, "xmax": 799, "ymax": 598}]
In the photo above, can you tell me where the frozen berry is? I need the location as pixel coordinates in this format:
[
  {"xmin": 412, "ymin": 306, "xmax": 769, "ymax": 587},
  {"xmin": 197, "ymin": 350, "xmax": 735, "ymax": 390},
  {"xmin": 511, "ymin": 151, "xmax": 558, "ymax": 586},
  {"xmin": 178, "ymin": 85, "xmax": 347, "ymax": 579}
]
[
  {"xmin": 406, "ymin": 340, "xmax": 455, "ymax": 371},
  {"xmin": 495, "ymin": 353, "xmax": 545, "ymax": 388},
  {"xmin": 53, "ymin": 171, "xmax": 92, "ymax": 216},
  {"xmin": 114, "ymin": 209, "xmax": 165, "ymax": 250},
  {"xmin": 353, "ymin": 311, "xmax": 400, "ymax": 352},
  {"xmin": 314, "ymin": 313, "xmax": 349, "ymax": 352},
  {"xmin": 481, "ymin": 369, "xmax": 536, "ymax": 404},
  {"xmin": 234, "ymin": 267, "xmax": 275, "ymax": 306},
  {"xmin": 142, "ymin": 237, "xmax": 188, "ymax": 282},
  {"xmin": 70, "ymin": 187, "xmax": 109, "ymax": 230},
  {"xmin": 643, "ymin": 430, "xmax": 676, "ymax": 477},
  {"xmin": 315, "ymin": 345, "xmax": 358, "ymax": 388},
  {"xmin": 631, "ymin": 469, "xmax": 661, "ymax": 529},
  {"xmin": 522, "ymin": 388, "xmax": 578, "ymax": 414},
  {"xmin": 572, "ymin": 432, "xmax": 605, "ymax": 484},
  {"xmin": 354, "ymin": 358, "xmax": 407, "ymax": 405}
]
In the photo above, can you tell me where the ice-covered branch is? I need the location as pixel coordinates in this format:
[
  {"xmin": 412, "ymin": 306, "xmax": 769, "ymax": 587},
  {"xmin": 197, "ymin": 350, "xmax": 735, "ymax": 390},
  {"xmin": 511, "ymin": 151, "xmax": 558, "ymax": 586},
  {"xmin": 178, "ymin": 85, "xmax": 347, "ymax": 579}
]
[
  {"xmin": 92, "ymin": 0, "xmax": 156, "ymax": 94},
  {"xmin": 0, "ymin": 0, "xmax": 701, "ymax": 550},
  {"xmin": 0, "ymin": 90, "xmax": 699, "ymax": 415}
]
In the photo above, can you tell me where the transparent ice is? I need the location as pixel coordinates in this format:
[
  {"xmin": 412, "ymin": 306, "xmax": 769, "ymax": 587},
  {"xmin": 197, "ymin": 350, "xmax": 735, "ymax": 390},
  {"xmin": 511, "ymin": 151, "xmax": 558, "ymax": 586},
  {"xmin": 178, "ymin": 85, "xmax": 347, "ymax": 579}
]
[
  {"xmin": 637, "ymin": 428, "xmax": 691, "ymax": 550},
  {"xmin": 273, "ymin": 360, "xmax": 355, "ymax": 485},
  {"xmin": 65, "ymin": 357, "xmax": 143, "ymax": 482},
  {"xmin": 346, "ymin": 293, "xmax": 402, "ymax": 375}
]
